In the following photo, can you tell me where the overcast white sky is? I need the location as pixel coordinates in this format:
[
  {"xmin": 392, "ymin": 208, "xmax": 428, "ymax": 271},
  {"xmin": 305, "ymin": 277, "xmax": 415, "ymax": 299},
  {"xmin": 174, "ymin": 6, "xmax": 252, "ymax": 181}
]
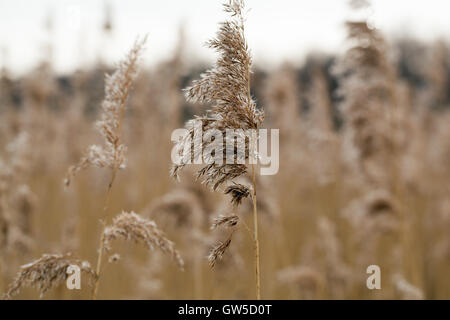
[{"xmin": 0, "ymin": 0, "xmax": 449, "ymax": 75}]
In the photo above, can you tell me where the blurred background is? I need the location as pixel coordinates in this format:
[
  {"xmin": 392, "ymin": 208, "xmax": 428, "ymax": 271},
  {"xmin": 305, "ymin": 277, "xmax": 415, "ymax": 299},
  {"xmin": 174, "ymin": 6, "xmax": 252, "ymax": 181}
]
[
  {"xmin": 0, "ymin": 0, "xmax": 449, "ymax": 299},
  {"xmin": 1, "ymin": 0, "xmax": 450, "ymax": 74}
]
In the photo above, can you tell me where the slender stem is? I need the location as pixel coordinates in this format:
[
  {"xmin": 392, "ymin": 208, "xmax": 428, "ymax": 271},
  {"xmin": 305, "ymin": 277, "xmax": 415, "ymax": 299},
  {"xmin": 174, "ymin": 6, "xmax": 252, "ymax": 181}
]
[
  {"xmin": 92, "ymin": 223, "xmax": 105, "ymax": 300},
  {"xmin": 92, "ymin": 170, "xmax": 117, "ymax": 300},
  {"xmin": 91, "ymin": 72, "xmax": 130, "ymax": 299},
  {"xmin": 240, "ymin": 216, "xmax": 254, "ymax": 241},
  {"xmin": 251, "ymin": 163, "xmax": 261, "ymax": 300},
  {"xmin": 244, "ymin": 25, "xmax": 260, "ymax": 298}
]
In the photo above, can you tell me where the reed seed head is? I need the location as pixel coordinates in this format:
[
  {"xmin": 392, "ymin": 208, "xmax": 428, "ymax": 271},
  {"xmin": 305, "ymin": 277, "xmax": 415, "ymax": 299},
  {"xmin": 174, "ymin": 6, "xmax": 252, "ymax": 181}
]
[
  {"xmin": 103, "ymin": 211, "xmax": 184, "ymax": 270},
  {"xmin": 211, "ymin": 214, "xmax": 239, "ymax": 229},
  {"xmin": 3, "ymin": 253, "xmax": 95, "ymax": 299},
  {"xmin": 65, "ymin": 37, "xmax": 146, "ymax": 186}
]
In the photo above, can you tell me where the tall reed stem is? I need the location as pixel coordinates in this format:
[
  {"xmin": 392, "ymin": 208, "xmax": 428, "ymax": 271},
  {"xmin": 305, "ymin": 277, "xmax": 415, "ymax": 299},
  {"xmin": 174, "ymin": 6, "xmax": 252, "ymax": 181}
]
[
  {"xmin": 92, "ymin": 230, "xmax": 104, "ymax": 300},
  {"xmin": 92, "ymin": 172, "xmax": 116, "ymax": 300},
  {"xmin": 91, "ymin": 77, "xmax": 128, "ymax": 299},
  {"xmin": 251, "ymin": 163, "xmax": 261, "ymax": 300}
]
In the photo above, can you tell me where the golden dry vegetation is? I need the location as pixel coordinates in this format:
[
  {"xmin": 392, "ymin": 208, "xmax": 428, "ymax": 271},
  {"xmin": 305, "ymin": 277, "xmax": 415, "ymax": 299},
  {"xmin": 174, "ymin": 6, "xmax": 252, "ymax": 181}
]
[{"xmin": 0, "ymin": 0, "xmax": 449, "ymax": 299}]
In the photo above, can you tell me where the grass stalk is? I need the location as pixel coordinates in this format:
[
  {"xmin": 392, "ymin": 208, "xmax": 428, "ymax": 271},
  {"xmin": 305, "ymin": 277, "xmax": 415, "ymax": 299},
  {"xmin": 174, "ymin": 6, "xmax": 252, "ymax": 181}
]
[{"xmin": 251, "ymin": 163, "xmax": 261, "ymax": 300}]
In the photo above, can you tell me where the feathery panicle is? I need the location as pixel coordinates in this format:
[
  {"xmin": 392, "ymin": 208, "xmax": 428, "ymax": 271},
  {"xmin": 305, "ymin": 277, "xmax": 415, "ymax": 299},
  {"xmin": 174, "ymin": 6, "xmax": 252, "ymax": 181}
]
[
  {"xmin": 342, "ymin": 189, "xmax": 399, "ymax": 238},
  {"xmin": 208, "ymin": 234, "xmax": 233, "ymax": 268},
  {"xmin": 171, "ymin": 0, "xmax": 263, "ymax": 193},
  {"xmin": 335, "ymin": 3, "xmax": 405, "ymax": 186},
  {"xmin": 224, "ymin": 183, "xmax": 251, "ymax": 207},
  {"xmin": 3, "ymin": 253, "xmax": 95, "ymax": 299},
  {"xmin": 170, "ymin": 2, "xmax": 263, "ymax": 294},
  {"xmin": 65, "ymin": 37, "xmax": 147, "ymax": 186},
  {"xmin": 102, "ymin": 211, "xmax": 184, "ymax": 270},
  {"xmin": 0, "ymin": 131, "xmax": 36, "ymax": 254},
  {"xmin": 209, "ymin": 212, "xmax": 239, "ymax": 268},
  {"xmin": 208, "ymin": 213, "xmax": 239, "ymax": 268},
  {"xmin": 211, "ymin": 214, "xmax": 239, "ymax": 229}
]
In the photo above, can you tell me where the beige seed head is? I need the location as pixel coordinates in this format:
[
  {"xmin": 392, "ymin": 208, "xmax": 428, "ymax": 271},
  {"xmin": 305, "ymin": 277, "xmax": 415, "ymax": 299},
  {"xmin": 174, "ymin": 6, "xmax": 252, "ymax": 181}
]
[
  {"xmin": 65, "ymin": 37, "xmax": 147, "ymax": 187},
  {"xmin": 103, "ymin": 211, "xmax": 184, "ymax": 270},
  {"xmin": 3, "ymin": 253, "xmax": 95, "ymax": 299},
  {"xmin": 211, "ymin": 214, "xmax": 239, "ymax": 229}
]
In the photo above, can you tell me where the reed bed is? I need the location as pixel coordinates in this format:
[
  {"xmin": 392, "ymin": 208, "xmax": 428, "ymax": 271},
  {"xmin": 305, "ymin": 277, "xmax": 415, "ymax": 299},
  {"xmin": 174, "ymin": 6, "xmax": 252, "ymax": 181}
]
[{"xmin": 0, "ymin": 0, "xmax": 450, "ymax": 299}]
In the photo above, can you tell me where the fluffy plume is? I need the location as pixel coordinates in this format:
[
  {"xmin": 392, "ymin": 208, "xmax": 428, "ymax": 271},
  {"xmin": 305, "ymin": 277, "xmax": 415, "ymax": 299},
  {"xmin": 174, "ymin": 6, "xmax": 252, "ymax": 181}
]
[
  {"xmin": 65, "ymin": 37, "xmax": 146, "ymax": 186},
  {"xmin": 342, "ymin": 189, "xmax": 399, "ymax": 239},
  {"xmin": 208, "ymin": 214, "xmax": 239, "ymax": 268},
  {"xmin": 102, "ymin": 211, "xmax": 184, "ymax": 270},
  {"xmin": 171, "ymin": 0, "xmax": 264, "ymax": 193},
  {"xmin": 211, "ymin": 214, "xmax": 239, "ymax": 229},
  {"xmin": 3, "ymin": 253, "xmax": 95, "ymax": 299},
  {"xmin": 170, "ymin": 0, "xmax": 263, "ymax": 271},
  {"xmin": 224, "ymin": 183, "xmax": 251, "ymax": 207},
  {"xmin": 0, "ymin": 131, "xmax": 36, "ymax": 255},
  {"xmin": 335, "ymin": 1, "xmax": 407, "ymax": 186},
  {"xmin": 208, "ymin": 233, "xmax": 233, "ymax": 268}
]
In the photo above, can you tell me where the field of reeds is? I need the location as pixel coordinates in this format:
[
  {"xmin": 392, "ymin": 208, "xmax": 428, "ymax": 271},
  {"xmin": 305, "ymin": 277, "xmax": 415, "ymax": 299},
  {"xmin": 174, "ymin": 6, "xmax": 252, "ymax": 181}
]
[{"xmin": 0, "ymin": 0, "xmax": 449, "ymax": 300}]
